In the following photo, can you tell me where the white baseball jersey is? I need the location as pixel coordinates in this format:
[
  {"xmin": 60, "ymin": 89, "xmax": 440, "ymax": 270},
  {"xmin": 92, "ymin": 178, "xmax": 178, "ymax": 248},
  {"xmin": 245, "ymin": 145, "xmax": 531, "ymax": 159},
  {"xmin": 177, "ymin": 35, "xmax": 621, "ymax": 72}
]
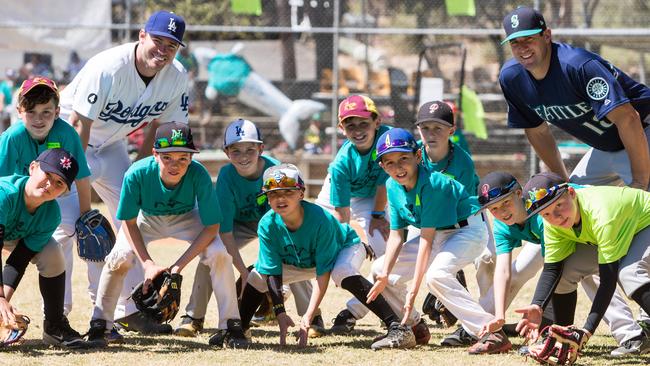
[{"xmin": 59, "ymin": 42, "xmax": 189, "ymax": 149}]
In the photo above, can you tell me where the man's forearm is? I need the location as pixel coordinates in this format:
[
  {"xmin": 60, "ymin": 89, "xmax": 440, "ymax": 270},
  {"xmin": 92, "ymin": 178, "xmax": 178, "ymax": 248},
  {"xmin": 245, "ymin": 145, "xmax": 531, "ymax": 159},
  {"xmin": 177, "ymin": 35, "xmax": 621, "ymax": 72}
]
[{"xmin": 525, "ymin": 124, "xmax": 569, "ymax": 180}]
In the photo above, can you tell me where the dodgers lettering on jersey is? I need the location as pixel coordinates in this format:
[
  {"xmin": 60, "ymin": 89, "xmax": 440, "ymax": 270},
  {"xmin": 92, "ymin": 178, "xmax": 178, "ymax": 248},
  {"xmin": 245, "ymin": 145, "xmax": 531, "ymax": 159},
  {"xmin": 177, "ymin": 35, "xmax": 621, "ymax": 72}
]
[
  {"xmin": 0, "ymin": 175, "xmax": 60, "ymax": 252},
  {"xmin": 500, "ymin": 42, "xmax": 650, "ymax": 152},
  {"xmin": 59, "ymin": 42, "xmax": 189, "ymax": 148}
]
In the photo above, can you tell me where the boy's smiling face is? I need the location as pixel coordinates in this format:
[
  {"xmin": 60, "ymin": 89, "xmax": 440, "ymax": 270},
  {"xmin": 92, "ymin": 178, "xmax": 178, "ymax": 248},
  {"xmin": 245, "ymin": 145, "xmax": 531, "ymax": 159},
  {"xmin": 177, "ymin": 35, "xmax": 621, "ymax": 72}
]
[
  {"xmin": 538, "ymin": 188, "xmax": 580, "ymax": 228},
  {"xmin": 154, "ymin": 151, "xmax": 192, "ymax": 188},
  {"xmin": 19, "ymin": 99, "xmax": 58, "ymax": 142},
  {"xmin": 340, "ymin": 116, "xmax": 380, "ymax": 153},
  {"xmin": 27, "ymin": 162, "xmax": 68, "ymax": 200},
  {"xmin": 225, "ymin": 142, "xmax": 264, "ymax": 177},
  {"xmin": 379, "ymin": 150, "xmax": 421, "ymax": 190},
  {"xmin": 486, "ymin": 189, "xmax": 527, "ymax": 225}
]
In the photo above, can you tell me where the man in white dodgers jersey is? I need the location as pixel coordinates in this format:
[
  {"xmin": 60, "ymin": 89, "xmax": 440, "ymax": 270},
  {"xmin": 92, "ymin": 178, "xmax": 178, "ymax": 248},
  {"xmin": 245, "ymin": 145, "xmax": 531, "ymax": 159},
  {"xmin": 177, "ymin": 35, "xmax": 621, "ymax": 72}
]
[{"xmin": 56, "ymin": 10, "xmax": 190, "ymax": 334}]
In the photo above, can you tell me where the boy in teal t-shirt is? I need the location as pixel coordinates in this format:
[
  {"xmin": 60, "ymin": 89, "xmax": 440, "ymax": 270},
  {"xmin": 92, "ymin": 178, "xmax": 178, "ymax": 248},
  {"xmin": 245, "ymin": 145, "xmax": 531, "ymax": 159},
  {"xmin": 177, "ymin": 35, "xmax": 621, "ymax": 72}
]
[
  {"xmin": 316, "ymin": 95, "xmax": 392, "ymax": 334},
  {"xmin": 0, "ymin": 148, "xmax": 87, "ymax": 348},
  {"xmin": 414, "ymin": 100, "xmax": 493, "ymax": 328},
  {"xmin": 237, "ymin": 163, "xmax": 416, "ymax": 350},
  {"xmin": 366, "ymin": 128, "xmax": 499, "ymax": 352},
  {"xmin": 86, "ymin": 122, "xmax": 248, "ymax": 349},
  {"xmin": 516, "ymin": 173, "xmax": 650, "ymax": 361},
  {"xmin": 0, "ymin": 77, "xmax": 95, "ymax": 318},
  {"xmin": 177, "ymin": 118, "xmax": 319, "ymax": 338}
]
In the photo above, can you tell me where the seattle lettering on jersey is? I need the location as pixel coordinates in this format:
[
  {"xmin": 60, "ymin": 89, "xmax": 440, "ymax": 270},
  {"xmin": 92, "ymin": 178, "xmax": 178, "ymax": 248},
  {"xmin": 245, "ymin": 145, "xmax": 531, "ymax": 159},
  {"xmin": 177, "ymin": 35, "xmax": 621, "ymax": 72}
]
[{"xmin": 531, "ymin": 101, "xmax": 613, "ymax": 135}]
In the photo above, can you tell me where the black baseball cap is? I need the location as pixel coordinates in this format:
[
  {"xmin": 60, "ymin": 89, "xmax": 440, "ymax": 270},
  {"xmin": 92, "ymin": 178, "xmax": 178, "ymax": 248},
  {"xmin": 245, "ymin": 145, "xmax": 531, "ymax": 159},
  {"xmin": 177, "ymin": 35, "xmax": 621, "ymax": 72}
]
[
  {"xmin": 523, "ymin": 172, "xmax": 569, "ymax": 218},
  {"xmin": 145, "ymin": 10, "xmax": 186, "ymax": 46},
  {"xmin": 477, "ymin": 172, "xmax": 520, "ymax": 209},
  {"xmin": 36, "ymin": 148, "xmax": 79, "ymax": 190},
  {"xmin": 415, "ymin": 101, "xmax": 454, "ymax": 127},
  {"xmin": 154, "ymin": 122, "xmax": 199, "ymax": 153},
  {"xmin": 502, "ymin": 6, "xmax": 547, "ymax": 44}
]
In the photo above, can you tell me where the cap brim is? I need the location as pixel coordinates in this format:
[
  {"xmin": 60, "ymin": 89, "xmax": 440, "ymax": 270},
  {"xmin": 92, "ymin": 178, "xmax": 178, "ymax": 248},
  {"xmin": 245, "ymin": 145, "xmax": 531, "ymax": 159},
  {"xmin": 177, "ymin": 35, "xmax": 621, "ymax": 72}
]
[
  {"xmin": 154, "ymin": 147, "xmax": 199, "ymax": 153},
  {"xmin": 376, "ymin": 146, "xmax": 416, "ymax": 160},
  {"xmin": 224, "ymin": 139, "xmax": 264, "ymax": 148},
  {"xmin": 415, "ymin": 118, "xmax": 454, "ymax": 127},
  {"xmin": 147, "ymin": 30, "xmax": 185, "ymax": 47},
  {"xmin": 339, "ymin": 111, "xmax": 374, "ymax": 123},
  {"xmin": 39, "ymin": 161, "xmax": 72, "ymax": 189},
  {"xmin": 525, "ymin": 187, "xmax": 568, "ymax": 220},
  {"xmin": 501, "ymin": 29, "xmax": 543, "ymax": 44},
  {"xmin": 256, "ymin": 187, "xmax": 301, "ymax": 197},
  {"xmin": 477, "ymin": 191, "xmax": 515, "ymax": 211}
]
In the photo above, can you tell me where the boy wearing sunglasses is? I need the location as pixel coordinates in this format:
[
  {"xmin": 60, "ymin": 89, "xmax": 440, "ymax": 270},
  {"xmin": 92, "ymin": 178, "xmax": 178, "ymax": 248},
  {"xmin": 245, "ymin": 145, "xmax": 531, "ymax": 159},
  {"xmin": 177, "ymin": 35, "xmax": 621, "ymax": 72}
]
[
  {"xmin": 474, "ymin": 172, "xmax": 647, "ymax": 356},
  {"xmin": 86, "ymin": 122, "xmax": 248, "ymax": 348},
  {"xmin": 176, "ymin": 118, "xmax": 321, "ymax": 339},
  {"xmin": 238, "ymin": 163, "xmax": 416, "ymax": 349},
  {"xmin": 516, "ymin": 173, "xmax": 650, "ymax": 360},
  {"xmin": 365, "ymin": 128, "xmax": 503, "ymax": 352},
  {"xmin": 315, "ymin": 95, "xmax": 401, "ymax": 337}
]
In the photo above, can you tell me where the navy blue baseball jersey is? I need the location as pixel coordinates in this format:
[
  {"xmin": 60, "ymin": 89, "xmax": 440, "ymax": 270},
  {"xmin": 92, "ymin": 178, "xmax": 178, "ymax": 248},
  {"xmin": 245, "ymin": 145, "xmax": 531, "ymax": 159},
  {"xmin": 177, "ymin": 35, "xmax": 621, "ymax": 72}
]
[{"xmin": 500, "ymin": 42, "xmax": 650, "ymax": 151}]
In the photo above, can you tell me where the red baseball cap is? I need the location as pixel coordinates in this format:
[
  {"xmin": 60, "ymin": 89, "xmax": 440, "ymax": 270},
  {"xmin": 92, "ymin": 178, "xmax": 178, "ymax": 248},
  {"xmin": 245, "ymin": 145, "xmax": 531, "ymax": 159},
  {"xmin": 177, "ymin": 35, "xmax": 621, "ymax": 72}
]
[
  {"xmin": 338, "ymin": 95, "xmax": 378, "ymax": 123},
  {"xmin": 19, "ymin": 77, "xmax": 59, "ymax": 97}
]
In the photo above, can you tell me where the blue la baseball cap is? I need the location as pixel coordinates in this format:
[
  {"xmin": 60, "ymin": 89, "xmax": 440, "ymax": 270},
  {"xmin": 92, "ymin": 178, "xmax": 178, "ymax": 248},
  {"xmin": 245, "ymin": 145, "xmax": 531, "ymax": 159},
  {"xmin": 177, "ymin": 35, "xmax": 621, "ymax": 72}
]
[
  {"xmin": 502, "ymin": 6, "xmax": 547, "ymax": 45},
  {"xmin": 375, "ymin": 128, "xmax": 418, "ymax": 160},
  {"xmin": 145, "ymin": 10, "xmax": 186, "ymax": 47}
]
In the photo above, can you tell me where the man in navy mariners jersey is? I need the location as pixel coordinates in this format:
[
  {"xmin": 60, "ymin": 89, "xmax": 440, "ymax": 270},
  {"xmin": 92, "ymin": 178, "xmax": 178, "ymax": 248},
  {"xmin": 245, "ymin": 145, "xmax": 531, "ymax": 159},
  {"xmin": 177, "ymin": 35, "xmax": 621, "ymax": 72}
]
[{"xmin": 499, "ymin": 6, "xmax": 650, "ymax": 190}]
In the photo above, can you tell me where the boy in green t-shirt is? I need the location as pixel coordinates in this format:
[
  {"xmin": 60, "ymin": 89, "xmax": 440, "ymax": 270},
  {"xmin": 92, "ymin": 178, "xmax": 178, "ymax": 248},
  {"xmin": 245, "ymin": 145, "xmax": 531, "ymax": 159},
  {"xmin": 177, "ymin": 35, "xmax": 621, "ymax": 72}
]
[
  {"xmin": 516, "ymin": 173, "xmax": 650, "ymax": 360},
  {"xmin": 474, "ymin": 172, "xmax": 647, "ymax": 356},
  {"xmin": 0, "ymin": 148, "xmax": 87, "ymax": 348},
  {"xmin": 237, "ymin": 163, "xmax": 416, "ymax": 349},
  {"xmin": 176, "ymin": 118, "xmax": 321, "ymax": 338}
]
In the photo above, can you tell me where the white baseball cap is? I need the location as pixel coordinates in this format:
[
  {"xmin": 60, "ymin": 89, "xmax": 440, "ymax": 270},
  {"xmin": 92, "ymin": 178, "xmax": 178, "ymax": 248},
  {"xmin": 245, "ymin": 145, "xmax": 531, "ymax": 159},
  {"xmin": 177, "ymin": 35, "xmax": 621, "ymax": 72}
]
[{"xmin": 223, "ymin": 118, "xmax": 263, "ymax": 148}]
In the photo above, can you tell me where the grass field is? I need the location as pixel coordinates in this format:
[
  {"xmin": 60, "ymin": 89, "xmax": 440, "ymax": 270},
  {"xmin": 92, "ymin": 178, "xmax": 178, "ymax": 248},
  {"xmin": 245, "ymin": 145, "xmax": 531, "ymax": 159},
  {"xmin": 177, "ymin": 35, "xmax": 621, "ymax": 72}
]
[{"xmin": 3, "ymin": 206, "xmax": 650, "ymax": 365}]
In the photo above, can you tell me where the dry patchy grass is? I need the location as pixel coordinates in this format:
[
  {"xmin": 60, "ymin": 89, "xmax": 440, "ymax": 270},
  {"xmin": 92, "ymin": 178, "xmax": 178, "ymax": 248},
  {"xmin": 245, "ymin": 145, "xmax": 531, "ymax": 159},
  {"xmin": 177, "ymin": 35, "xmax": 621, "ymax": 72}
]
[{"xmin": 3, "ymin": 206, "xmax": 649, "ymax": 366}]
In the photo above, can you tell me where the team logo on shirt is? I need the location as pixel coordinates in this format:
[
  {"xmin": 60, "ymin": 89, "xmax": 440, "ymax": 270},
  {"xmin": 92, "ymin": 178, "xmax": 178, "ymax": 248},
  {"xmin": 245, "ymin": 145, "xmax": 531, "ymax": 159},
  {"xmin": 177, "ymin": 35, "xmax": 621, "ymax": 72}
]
[
  {"xmin": 87, "ymin": 93, "xmax": 98, "ymax": 104},
  {"xmin": 511, "ymin": 15, "xmax": 519, "ymax": 28},
  {"xmin": 586, "ymin": 77, "xmax": 609, "ymax": 100},
  {"xmin": 98, "ymin": 100, "xmax": 169, "ymax": 126}
]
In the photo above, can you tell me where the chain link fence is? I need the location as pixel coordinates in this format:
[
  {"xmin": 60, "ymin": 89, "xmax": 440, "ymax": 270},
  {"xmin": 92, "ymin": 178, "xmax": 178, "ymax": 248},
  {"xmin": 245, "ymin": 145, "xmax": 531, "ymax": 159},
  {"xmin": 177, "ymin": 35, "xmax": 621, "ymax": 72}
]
[{"xmin": 3, "ymin": 0, "xmax": 650, "ymax": 188}]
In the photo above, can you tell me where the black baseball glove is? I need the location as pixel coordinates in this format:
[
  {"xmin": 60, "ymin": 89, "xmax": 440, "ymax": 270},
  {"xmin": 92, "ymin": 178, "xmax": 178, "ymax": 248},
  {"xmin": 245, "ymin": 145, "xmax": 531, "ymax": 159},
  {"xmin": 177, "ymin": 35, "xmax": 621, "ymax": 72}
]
[{"xmin": 131, "ymin": 272, "xmax": 182, "ymax": 323}]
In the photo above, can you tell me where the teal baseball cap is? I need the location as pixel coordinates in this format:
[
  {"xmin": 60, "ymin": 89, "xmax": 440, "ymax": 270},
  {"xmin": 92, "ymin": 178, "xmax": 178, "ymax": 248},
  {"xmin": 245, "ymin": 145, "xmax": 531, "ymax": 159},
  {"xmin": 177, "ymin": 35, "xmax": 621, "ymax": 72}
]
[{"xmin": 502, "ymin": 6, "xmax": 547, "ymax": 45}]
